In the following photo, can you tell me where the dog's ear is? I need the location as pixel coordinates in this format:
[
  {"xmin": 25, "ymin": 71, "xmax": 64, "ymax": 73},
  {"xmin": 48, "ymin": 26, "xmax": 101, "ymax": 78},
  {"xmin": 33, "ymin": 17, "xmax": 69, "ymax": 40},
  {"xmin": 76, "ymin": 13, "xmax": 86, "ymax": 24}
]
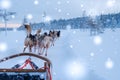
[{"xmin": 24, "ymin": 25, "xmax": 27, "ymax": 28}]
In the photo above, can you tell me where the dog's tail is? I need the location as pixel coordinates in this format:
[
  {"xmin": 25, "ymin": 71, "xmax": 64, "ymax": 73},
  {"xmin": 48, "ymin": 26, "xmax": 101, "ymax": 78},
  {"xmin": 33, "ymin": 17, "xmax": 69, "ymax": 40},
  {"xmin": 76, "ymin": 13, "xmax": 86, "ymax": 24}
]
[{"xmin": 24, "ymin": 24, "xmax": 31, "ymax": 34}]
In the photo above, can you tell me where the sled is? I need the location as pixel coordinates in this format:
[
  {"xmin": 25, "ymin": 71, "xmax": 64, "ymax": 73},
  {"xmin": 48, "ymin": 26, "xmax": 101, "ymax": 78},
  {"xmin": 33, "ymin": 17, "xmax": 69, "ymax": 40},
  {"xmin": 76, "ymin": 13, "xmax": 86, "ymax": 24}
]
[{"xmin": 0, "ymin": 53, "xmax": 52, "ymax": 80}]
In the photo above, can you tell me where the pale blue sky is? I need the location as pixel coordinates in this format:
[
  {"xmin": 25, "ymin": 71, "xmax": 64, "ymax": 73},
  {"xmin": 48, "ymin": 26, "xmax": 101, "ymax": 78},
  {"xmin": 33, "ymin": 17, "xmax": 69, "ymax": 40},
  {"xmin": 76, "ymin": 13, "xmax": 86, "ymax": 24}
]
[{"xmin": 0, "ymin": 0, "xmax": 120, "ymax": 24}]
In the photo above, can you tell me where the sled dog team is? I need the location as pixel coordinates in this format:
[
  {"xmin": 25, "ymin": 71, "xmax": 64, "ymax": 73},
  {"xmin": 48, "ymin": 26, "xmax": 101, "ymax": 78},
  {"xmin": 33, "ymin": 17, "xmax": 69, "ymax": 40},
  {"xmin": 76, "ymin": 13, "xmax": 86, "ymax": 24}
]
[{"xmin": 23, "ymin": 24, "xmax": 60, "ymax": 56}]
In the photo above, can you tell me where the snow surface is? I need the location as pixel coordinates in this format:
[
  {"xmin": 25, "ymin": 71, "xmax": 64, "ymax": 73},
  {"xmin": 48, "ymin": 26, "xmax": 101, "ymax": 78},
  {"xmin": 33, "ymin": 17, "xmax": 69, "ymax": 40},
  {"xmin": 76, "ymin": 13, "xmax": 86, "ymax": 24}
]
[{"xmin": 0, "ymin": 29, "xmax": 120, "ymax": 80}]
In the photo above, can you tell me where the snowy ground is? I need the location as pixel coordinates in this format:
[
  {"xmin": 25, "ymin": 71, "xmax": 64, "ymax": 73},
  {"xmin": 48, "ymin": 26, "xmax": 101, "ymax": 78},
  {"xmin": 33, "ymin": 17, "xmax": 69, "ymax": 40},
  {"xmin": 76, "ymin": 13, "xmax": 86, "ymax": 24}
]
[{"xmin": 0, "ymin": 29, "xmax": 120, "ymax": 80}]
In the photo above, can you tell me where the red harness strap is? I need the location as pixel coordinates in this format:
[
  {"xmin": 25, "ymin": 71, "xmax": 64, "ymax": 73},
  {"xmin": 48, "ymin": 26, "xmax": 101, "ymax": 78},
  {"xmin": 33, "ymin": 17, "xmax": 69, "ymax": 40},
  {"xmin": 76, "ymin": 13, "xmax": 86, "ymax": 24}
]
[
  {"xmin": 19, "ymin": 58, "xmax": 52, "ymax": 80},
  {"xmin": 20, "ymin": 58, "xmax": 34, "ymax": 69},
  {"xmin": 40, "ymin": 67, "xmax": 52, "ymax": 80}
]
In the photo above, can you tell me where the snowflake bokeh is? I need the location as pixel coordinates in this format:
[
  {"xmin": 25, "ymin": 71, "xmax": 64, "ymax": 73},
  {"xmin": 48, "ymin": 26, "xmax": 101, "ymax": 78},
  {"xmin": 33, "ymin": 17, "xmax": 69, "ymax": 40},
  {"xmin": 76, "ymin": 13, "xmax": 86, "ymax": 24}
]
[
  {"xmin": 0, "ymin": 42, "xmax": 8, "ymax": 52},
  {"xmin": 44, "ymin": 16, "xmax": 52, "ymax": 22},
  {"xmin": 106, "ymin": 0, "xmax": 116, "ymax": 7},
  {"xmin": 105, "ymin": 58, "xmax": 114, "ymax": 69},
  {"xmin": 0, "ymin": 0, "xmax": 11, "ymax": 9},
  {"xmin": 26, "ymin": 14, "xmax": 33, "ymax": 20},
  {"xmin": 34, "ymin": 0, "xmax": 39, "ymax": 5},
  {"xmin": 65, "ymin": 61, "xmax": 87, "ymax": 79},
  {"xmin": 93, "ymin": 36, "xmax": 102, "ymax": 45}
]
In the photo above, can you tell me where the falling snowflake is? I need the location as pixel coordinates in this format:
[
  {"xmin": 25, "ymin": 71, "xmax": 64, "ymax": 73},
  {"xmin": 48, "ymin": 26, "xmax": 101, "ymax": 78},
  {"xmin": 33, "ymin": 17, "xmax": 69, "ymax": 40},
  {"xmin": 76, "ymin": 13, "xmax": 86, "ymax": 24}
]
[
  {"xmin": 0, "ymin": 42, "xmax": 7, "ymax": 52},
  {"xmin": 26, "ymin": 14, "xmax": 33, "ymax": 20},
  {"xmin": 16, "ymin": 40, "xmax": 18, "ymax": 43},
  {"xmin": 106, "ymin": 0, "xmax": 116, "ymax": 7},
  {"xmin": 58, "ymin": 9, "xmax": 62, "ymax": 13},
  {"xmin": 40, "ymin": 74, "xmax": 45, "ymax": 79},
  {"xmin": 81, "ymin": 4, "xmax": 84, "ymax": 8},
  {"xmin": 57, "ymin": 1, "xmax": 61, "ymax": 5},
  {"xmin": 0, "ymin": 0, "xmax": 11, "ymax": 9},
  {"xmin": 73, "ymin": 31, "xmax": 76, "ymax": 34},
  {"xmin": 34, "ymin": 0, "xmax": 39, "ymax": 5},
  {"xmin": 90, "ymin": 52, "xmax": 94, "ymax": 57},
  {"xmin": 105, "ymin": 58, "xmax": 114, "ymax": 69},
  {"xmin": 66, "ymin": 61, "xmax": 87, "ymax": 79},
  {"xmin": 44, "ymin": 16, "xmax": 52, "ymax": 22},
  {"xmin": 66, "ymin": 13, "xmax": 70, "ymax": 16},
  {"xmin": 66, "ymin": 25, "xmax": 71, "ymax": 30},
  {"xmin": 11, "ymin": 15, "xmax": 15, "ymax": 19},
  {"xmin": 70, "ymin": 45, "xmax": 73, "ymax": 48},
  {"xmin": 66, "ymin": 0, "xmax": 70, "ymax": 4},
  {"xmin": 93, "ymin": 36, "xmax": 102, "ymax": 45}
]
